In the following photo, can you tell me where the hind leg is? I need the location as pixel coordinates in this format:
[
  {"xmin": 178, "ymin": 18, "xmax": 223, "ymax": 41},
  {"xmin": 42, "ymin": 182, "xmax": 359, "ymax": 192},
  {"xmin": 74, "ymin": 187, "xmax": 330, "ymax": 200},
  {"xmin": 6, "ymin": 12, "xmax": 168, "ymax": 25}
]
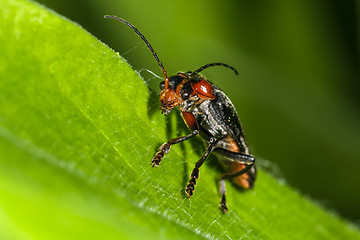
[{"xmin": 214, "ymin": 149, "xmax": 255, "ymax": 213}]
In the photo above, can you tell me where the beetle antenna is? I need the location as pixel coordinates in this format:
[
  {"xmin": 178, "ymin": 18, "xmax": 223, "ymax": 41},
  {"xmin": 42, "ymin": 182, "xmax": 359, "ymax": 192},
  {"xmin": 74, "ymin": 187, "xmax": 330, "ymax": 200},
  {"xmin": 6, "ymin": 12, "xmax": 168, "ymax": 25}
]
[
  {"xmin": 191, "ymin": 63, "xmax": 238, "ymax": 77},
  {"xmin": 104, "ymin": 15, "xmax": 169, "ymax": 87}
]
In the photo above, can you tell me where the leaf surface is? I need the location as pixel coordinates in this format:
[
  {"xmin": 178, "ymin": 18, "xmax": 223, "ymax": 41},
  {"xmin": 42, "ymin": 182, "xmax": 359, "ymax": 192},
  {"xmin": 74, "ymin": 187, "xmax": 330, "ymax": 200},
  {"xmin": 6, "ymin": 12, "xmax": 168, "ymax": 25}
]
[{"xmin": 0, "ymin": 0, "xmax": 359, "ymax": 239}]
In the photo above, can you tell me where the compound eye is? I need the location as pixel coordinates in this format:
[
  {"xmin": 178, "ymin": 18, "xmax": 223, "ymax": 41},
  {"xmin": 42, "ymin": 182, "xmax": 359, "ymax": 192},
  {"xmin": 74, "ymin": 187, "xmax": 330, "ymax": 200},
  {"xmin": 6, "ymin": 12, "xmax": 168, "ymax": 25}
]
[
  {"xmin": 181, "ymin": 91, "xmax": 190, "ymax": 100},
  {"xmin": 159, "ymin": 81, "xmax": 165, "ymax": 90}
]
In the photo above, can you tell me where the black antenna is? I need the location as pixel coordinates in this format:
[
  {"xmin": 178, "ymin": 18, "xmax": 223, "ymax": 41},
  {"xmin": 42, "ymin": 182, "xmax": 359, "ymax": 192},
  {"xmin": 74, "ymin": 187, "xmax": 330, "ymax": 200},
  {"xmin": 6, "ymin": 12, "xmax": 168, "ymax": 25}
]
[
  {"xmin": 191, "ymin": 63, "xmax": 238, "ymax": 77},
  {"xmin": 104, "ymin": 15, "xmax": 169, "ymax": 87}
]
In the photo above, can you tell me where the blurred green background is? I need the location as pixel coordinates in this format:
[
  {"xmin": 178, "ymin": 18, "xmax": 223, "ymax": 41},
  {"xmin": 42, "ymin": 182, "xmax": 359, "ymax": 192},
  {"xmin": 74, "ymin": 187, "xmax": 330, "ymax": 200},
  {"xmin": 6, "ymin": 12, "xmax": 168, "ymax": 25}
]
[{"xmin": 35, "ymin": 0, "xmax": 360, "ymax": 224}]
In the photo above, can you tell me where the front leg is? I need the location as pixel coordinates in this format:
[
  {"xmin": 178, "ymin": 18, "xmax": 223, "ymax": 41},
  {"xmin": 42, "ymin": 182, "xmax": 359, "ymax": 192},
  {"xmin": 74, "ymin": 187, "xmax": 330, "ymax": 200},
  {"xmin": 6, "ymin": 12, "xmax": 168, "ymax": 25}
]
[{"xmin": 151, "ymin": 130, "xmax": 199, "ymax": 167}]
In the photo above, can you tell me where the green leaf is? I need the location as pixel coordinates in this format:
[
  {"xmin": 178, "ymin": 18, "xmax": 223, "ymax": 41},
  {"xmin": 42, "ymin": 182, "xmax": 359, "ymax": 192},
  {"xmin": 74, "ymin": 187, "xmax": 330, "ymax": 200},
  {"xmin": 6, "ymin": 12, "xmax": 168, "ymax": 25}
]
[{"xmin": 0, "ymin": 0, "xmax": 359, "ymax": 239}]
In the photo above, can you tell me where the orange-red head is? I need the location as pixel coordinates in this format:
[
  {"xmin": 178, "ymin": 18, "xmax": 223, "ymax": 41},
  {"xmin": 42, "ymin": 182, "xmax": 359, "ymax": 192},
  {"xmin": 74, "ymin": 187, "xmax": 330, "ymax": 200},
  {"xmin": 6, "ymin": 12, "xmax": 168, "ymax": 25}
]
[{"xmin": 159, "ymin": 72, "xmax": 216, "ymax": 115}]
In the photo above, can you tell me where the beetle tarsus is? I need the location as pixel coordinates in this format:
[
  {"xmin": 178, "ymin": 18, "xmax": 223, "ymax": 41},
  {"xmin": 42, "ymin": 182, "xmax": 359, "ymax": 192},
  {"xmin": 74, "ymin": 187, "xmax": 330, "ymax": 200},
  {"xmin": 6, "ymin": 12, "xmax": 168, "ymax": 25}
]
[
  {"xmin": 185, "ymin": 183, "xmax": 194, "ymax": 198},
  {"xmin": 220, "ymin": 195, "xmax": 228, "ymax": 213},
  {"xmin": 151, "ymin": 143, "xmax": 171, "ymax": 166},
  {"xmin": 151, "ymin": 156, "xmax": 161, "ymax": 167},
  {"xmin": 186, "ymin": 188, "xmax": 193, "ymax": 198},
  {"xmin": 185, "ymin": 180, "xmax": 195, "ymax": 197},
  {"xmin": 185, "ymin": 167, "xmax": 200, "ymax": 197}
]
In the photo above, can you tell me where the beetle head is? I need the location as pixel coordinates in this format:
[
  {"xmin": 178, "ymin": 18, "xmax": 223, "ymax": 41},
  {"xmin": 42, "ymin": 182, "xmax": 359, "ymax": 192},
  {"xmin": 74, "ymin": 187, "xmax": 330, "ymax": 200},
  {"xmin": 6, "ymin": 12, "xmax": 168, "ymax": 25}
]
[
  {"xmin": 159, "ymin": 74, "xmax": 184, "ymax": 115},
  {"xmin": 159, "ymin": 72, "xmax": 216, "ymax": 115}
]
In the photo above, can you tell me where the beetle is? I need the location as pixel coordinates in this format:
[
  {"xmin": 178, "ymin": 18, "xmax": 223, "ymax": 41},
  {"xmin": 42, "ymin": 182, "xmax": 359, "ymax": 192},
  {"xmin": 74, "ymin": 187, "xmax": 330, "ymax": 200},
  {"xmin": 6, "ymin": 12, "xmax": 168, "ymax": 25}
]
[{"xmin": 105, "ymin": 15, "xmax": 256, "ymax": 213}]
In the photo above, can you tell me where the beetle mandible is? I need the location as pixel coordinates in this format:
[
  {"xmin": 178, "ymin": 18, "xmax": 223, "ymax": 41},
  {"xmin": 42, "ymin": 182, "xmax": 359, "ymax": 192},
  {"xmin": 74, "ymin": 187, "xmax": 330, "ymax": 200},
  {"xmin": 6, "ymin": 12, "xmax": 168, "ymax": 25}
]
[{"xmin": 105, "ymin": 15, "xmax": 256, "ymax": 213}]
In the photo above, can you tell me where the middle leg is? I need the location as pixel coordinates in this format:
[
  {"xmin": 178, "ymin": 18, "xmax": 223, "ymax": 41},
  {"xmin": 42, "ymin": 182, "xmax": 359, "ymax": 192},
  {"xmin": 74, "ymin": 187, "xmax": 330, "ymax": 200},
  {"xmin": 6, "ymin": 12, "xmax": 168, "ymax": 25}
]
[{"xmin": 185, "ymin": 137, "xmax": 216, "ymax": 198}]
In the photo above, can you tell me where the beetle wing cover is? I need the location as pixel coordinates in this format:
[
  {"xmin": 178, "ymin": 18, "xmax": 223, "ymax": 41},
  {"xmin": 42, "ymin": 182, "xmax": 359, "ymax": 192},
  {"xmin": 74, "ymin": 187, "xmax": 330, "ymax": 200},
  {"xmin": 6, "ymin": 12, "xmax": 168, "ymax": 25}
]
[{"xmin": 210, "ymin": 84, "xmax": 249, "ymax": 154}]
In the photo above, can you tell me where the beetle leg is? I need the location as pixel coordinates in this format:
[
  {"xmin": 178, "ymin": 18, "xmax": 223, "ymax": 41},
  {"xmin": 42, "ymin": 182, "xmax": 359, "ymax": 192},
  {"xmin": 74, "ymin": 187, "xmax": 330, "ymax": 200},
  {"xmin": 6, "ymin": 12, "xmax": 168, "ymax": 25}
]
[
  {"xmin": 185, "ymin": 137, "xmax": 216, "ymax": 198},
  {"xmin": 214, "ymin": 149, "xmax": 255, "ymax": 213},
  {"xmin": 213, "ymin": 148, "xmax": 255, "ymax": 164},
  {"xmin": 219, "ymin": 179, "xmax": 227, "ymax": 213},
  {"xmin": 151, "ymin": 130, "xmax": 199, "ymax": 167},
  {"xmin": 219, "ymin": 164, "xmax": 254, "ymax": 213}
]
